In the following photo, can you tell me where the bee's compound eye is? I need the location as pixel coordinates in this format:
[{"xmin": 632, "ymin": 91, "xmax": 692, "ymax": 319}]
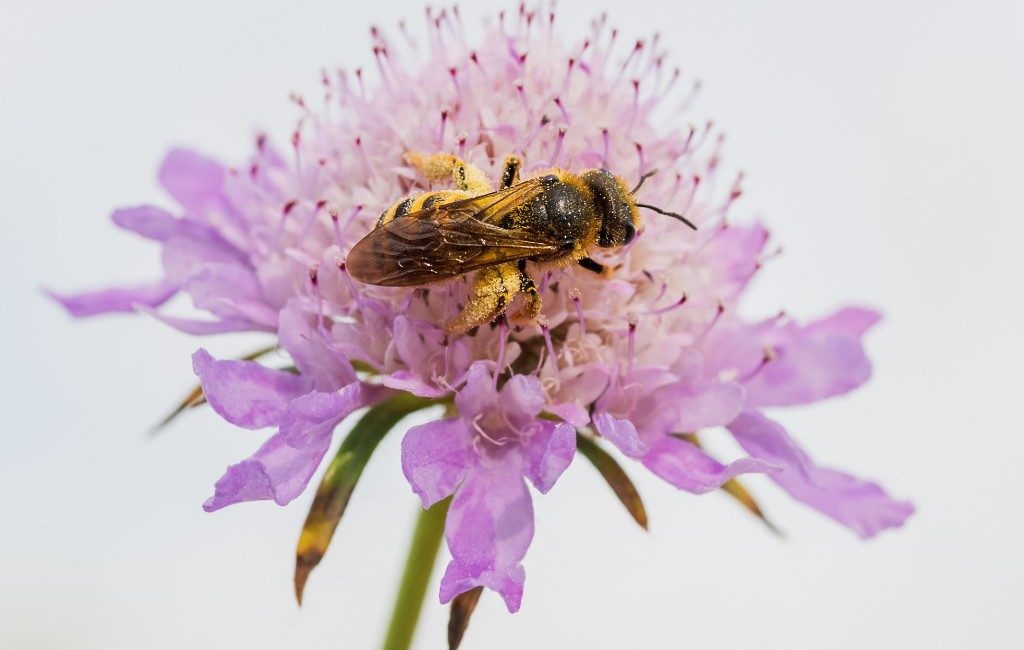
[
  {"xmin": 541, "ymin": 174, "xmax": 558, "ymax": 186},
  {"xmin": 623, "ymin": 222, "xmax": 636, "ymax": 245}
]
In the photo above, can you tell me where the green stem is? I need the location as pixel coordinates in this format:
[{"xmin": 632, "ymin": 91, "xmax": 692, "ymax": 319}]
[{"xmin": 383, "ymin": 498, "xmax": 451, "ymax": 650}]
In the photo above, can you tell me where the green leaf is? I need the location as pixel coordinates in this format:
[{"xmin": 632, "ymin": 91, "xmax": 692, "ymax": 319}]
[
  {"xmin": 447, "ymin": 586, "xmax": 483, "ymax": 650},
  {"xmin": 576, "ymin": 433, "xmax": 648, "ymax": 530},
  {"xmin": 294, "ymin": 393, "xmax": 437, "ymax": 604}
]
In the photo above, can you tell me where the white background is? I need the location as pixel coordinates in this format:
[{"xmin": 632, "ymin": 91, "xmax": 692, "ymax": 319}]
[{"xmin": 2, "ymin": 1, "xmax": 1022, "ymax": 648}]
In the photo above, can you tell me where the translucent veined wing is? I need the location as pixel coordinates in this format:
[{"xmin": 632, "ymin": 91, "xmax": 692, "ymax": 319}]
[{"xmin": 346, "ymin": 178, "xmax": 563, "ymax": 286}]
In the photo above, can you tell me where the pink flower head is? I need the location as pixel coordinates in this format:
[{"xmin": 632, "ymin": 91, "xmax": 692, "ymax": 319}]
[{"xmin": 52, "ymin": 7, "xmax": 912, "ymax": 612}]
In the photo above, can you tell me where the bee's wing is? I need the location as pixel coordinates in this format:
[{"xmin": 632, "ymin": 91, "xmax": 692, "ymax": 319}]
[{"xmin": 347, "ymin": 179, "xmax": 562, "ymax": 287}]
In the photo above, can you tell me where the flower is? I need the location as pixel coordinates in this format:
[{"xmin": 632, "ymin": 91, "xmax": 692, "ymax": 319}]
[
  {"xmin": 52, "ymin": 4, "xmax": 912, "ymax": 618},
  {"xmin": 402, "ymin": 361, "xmax": 584, "ymax": 612}
]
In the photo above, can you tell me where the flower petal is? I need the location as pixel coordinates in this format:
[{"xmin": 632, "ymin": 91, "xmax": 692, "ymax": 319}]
[
  {"xmin": 671, "ymin": 382, "xmax": 745, "ymax": 431},
  {"xmin": 744, "ymin": 311, "xmax": 878, "ymax": 408},
  {"xmin": 593, "ymin": 412, "xmax": 648, "ymax": 458},
  {"xmin": 192, "ymin": 348, "xmax": 307, "ymax": 429},
  {"xmin": 181, "ymin": 263, "xmax": 276, "ymax": 328},
  {"xmin": 641, "ymin": 435, "xmax": 776, "ymax": 494},
  {"xmin": 158, "ymin": 149, "xmax": 229, "ymax": 216},
  {"xmin": 545, "ymin": 401, "xmax": 589, "ymax": 427},
  {"xmin": 520, "ymin": 421, "xmax": 576, "ymax": 493},
  {"xmin": 500, "ymin": 374, "xmax": 546, "ymax": 419},
  {"xmin": 203, "ymin": 385, "xmax": 363, "ymax": 511},
  {"xmin": 136, "ymin": 305, "xmax": 264, "ymax": 335},
  {"xmin": 47, "ymin": 282, "xmax": 176, "ymax": 317},
  {"xmin": 454, "ymin": 362, "xmax": 498, "ymax": 419},
  {"xmin": 111, "ymin": 205, "xmax": 182, "ymax": 241},
  {"xmin": 278, "ymin": 300, "xmax": 356, "ymax": 391},
  {"xmin": 279, "ymin": 385, "xmax": 365, "ymax": 447},
  {"xmin": 727, "ymin": 410, "xmax": 914, "ymax": 537},
  {"xmin": 382, "ymin": 370, "xmax": 450, "ymax": 398},
  {"xmin": 401, "ymin": 418, "xmax": 475, "ymax": 508},
  {"xmin": 805, "ymin": 307, "xmax": 881, "ymax": 339},
  {"xmin": 440, "ymin": 469, "xmax": 533, "ymax": 613}
]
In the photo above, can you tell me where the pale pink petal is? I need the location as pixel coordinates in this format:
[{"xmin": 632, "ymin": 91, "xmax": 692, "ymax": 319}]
[
  {"xmin": 500, "ymin": 374, "xmax": 546, "ymax": 419},
  {"xmin": 181, "ymin": 263, "xmax": 276, "ymax": 327},
  {"xmin": 136, "ymin": 305, "xmax": 264, "ymax": 335},
  {"xmin": 642, "ymin": 435, "xmax": 776, "ymax": 494},
  {"xmin": 203, "ymin": 385, "xmax": 363, "ymax": 511},
  {"xmin": 401, "ymin": 418, "xmax": 475, "ymax": 507},
  {"xmin": 192, "ymin": 348, "xmax": 307, "ymax": 429},
  {"xmin": 745, "ymin": 330, "xmax": 873, "ymax": 408},
  {"xmin": 593, "ymin": 412, "xmax": 648, "ymax": 458},
  {"xmin": 728, "ymin": 410, "xmax": 914, "ymax": 537},
  {"xmin": 158, "ymin": 149, "xmax": 229, "ymax": 216},
  {"xmin": 439, "ymin": 468, "xmax": 533, "ymax": 613},
  {"xmin": 277, "ymin": 299, "xmax": 356, "ymax": 391},
  {"xmin": 47, "ymin": 282, "xmax": 176, "ymax": 317},
  {"xmin": 280, "ymin": 384, "xmax": 364, "ymax": 447},
  {"xmin": 454, "ymin": 362, "xmax": 499, "ymax": 419},
  {"xmin": 382, "ymin": 370, "xmax": 450, "ymax": 398},
  {"xmin": 672, "ymin": 382, "xmax": 745, "ymax": 431},
  {"xmin": 110, "ymin": 205, "xmax": 182, "ymax": 241},
  {"xmin": 805, "ymin": 307, "xmax": 881, "ymax": 339},
  {"xmin": 519, "ymin": 422, "xmax": 576, "ymax": 493},
  {"xmin": 161, "ymin": 234, "xmax": 245, "ymax": 286},
  {"xmin": 545, "ymin": 401, "xmax": 589, "ymax": 427}
]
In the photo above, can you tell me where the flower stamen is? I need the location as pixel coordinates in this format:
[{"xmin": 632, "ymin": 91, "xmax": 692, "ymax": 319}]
[
  {"xmin": 739, "ymin": 346, "xmax": 776, "ymax": 383},
  {"xmin": 537, "ymin": 314, "xmax": 558, "ymax": 373},
  {"xmin": 647, "ymin": 293, "xmax": 688, "ymax": 316},
  {"xmin": 570, "ymin": 287, "xmax": 585, "ymax": 332}
]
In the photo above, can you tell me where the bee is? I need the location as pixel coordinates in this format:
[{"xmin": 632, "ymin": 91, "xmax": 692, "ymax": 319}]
[{"xmin": 346, "ymin": 151, "xmax": 695, "ymax": 334}]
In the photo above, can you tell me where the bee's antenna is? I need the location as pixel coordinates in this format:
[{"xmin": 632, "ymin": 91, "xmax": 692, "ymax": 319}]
[
  {"xmin": 636, "ymin": 203, "xmax": 698, "ymax": 230},
  {"xmin": 630, "ymin": 168, "xmax": 659, "ymax": 194}
]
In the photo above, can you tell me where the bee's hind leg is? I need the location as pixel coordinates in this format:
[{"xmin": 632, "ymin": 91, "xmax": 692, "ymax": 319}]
[
  {"xmin": 499, "ymin": 154, "xmax": 522, "ymax": 189},
  {"xmin": 446, "ymin": 264, "xmax": 522, "ymax": 335},
  {"xmin": 404, "ymin": 152, "xmax": 492, "ymax": 194},
  {"xmin": 509, "ymin": 261, "xmax": 541, "ymax": 323}
]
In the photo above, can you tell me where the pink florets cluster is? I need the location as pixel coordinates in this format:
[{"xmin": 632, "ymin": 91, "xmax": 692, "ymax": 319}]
[{"xmin": 54, "ymin": 8, "xmax": 912, "ymax": 612}]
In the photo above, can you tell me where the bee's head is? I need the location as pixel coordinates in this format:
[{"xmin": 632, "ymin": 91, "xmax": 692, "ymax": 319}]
[
  {"xmin": 583, "ymin": 168, "xmax": 698, "ymax": 245},
  {"xmin": 580, "ymin": 168, "xmax": 641, "ymax": 248}
]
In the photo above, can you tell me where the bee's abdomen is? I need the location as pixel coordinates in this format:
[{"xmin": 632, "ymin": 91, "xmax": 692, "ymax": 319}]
[{"xmin": 376, "ymin": 191, "xmax": 461, "ymax": 227}]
